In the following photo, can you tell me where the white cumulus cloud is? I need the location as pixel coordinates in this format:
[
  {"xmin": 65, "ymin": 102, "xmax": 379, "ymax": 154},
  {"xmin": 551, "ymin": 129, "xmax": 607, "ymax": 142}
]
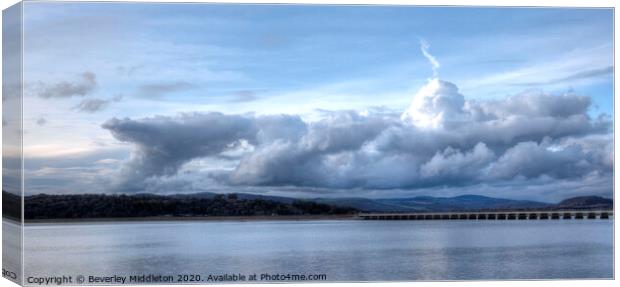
[{"xmin": 102, "ymin": 78, "xmax": 612, "ymax": 198}]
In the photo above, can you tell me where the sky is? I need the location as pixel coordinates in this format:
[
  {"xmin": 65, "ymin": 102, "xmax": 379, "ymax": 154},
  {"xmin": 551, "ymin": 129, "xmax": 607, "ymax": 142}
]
[{"xmin": 5, "ymin": 2, "xmax": 613, "ymax": 202}]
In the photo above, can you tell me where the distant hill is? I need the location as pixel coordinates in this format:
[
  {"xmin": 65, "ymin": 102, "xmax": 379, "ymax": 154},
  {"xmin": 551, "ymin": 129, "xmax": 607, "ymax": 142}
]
[
  {"xmin": 316, "ymin": 194, "xmax": 551, "ymax": 212},
  {"xmin": 171, "ymin": 192, "xmax": 297, "ymax": 204},
  {"xmin": 377, "ymin": 195, "xmax": 550, "ymax": 212},
  {"xmin": 314, "ymin": 197, "xmax": 413, "ymax": 212},
  {"xmin": 554, "ymin": 196, "xmax": 613, "ymax": 210}
]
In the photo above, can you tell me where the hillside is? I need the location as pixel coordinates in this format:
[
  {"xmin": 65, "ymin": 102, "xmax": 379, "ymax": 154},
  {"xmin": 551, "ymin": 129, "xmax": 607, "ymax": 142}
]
[
  {"xmin": 20, "ymin": 192, "xmax": 356, "ymax": 220},
  {"xmin": 316, "ymin": 194, "xmax": 551, "ymax": 212},
  {"xmin": 555, "ymin": 196, "xmax": 613, "ymax": 210},
  {"xmin": 2, "ymin": 191, "xmax": 21, "ymax": 220}
]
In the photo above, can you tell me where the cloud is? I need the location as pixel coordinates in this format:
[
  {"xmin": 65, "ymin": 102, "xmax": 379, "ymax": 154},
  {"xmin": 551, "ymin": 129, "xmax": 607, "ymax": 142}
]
[
  {"xmin": 73, "ymin": 95, "xmax": 122, "ymax": 113},
  {"xmin": 489, "ymin": 140, "xmax": 605, "ymax": 180},
  {"xmin": 36, "ymin": 117, "xmax": 47, "ymax": 126},
  {"xmin": 420, "ymin": 39, "xmax": 440, "ymax": 78},
  {"xmin": 400, "ymin": 79, "xmax": 465, "ymax": 128},
  {"xmin": 116, "ymin": 64, "xmax": 144, "ymax": 77},
  {"xmin": 554, "ymin": 66, "xmax": 613, "ymax": 83},
  {"xmin": 102, "ymin": 112, "xmax": 260, "ymax": 191},
  {"xmin": 96, "ymin": 158, "xmax": 121, "ymax": 165},
  {"xmin": 137, "ymin": 81, "xmax": 196, "ymax": 99},
  {"xmin": 74, "ymin": 99, "xmax": 110, "ymax": 113},
  {"xmin": 419, "ymin": 142, "xmax": 495, "ymax": 183},
  {"xmin": 475, "ymin": 90, "xmax": 592, "ymax": 118},
  {"xmin": 2, "ymin": 82, "xmax": 22, "ymax": 101},
  {"xmin": 38, "ymin": 72, "xmax": 97, "ymax": 98},
  {"xmin": 229, "ymin": 90, "xmax": 258, "ymax": 103},
  {"xmin": 102, "ymin": 78, "xmax": 612, "ymax": 195},
  {"xmin": 514, "ymin": 66, "xmax": 613, "ymax": 86}
]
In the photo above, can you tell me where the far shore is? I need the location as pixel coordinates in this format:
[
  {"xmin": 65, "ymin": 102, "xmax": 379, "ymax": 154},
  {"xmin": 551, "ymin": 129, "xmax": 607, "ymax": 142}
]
[{"xmin": 8, "ymin": 214, "xmax": 359, "ymax": 224}]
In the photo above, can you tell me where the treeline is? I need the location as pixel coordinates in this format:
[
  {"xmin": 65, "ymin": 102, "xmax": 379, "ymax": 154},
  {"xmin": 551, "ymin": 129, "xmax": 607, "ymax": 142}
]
[
  {"xmin": 20, "ymin": 192, "xmax": 357, "ymax": 220},
  {"xmin": 3, "ymin": 191, "xmax": 21, "ymax": 220}
]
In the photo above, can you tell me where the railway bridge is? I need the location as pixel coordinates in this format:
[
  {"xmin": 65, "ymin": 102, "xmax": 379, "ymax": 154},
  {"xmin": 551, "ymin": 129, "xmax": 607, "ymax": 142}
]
[{"xmin": 357, "ymin": 210, "xmax": 613, "ymax": 220}]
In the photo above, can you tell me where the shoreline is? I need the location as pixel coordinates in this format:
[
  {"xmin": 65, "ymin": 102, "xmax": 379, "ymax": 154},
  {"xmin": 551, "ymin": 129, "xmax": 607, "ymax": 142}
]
[
  {"xmin": 6, "ymin": 209, "xmax": 614, "ymax": 225},
  {"xmin": 13, "ymin": 214, "xmax": 359, "ymax": 224}
]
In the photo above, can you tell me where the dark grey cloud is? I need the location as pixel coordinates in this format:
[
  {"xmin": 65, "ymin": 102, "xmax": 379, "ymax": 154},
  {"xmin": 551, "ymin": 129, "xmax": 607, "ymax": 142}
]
[
  {"xmin": 39, "ymin": 72, "xmax": 97, "ymax": 98},
  {"xmin": 102, "ymin": 112, "xmax": 259, "ymax": 191},
  {"xmin": 74, "ymin": 99, "xmax": 109, "ymax": 113},
  {"xmin": 73, "ymin": 95, "xmax": 122, "ymax": 113},
  {"xmin": 489, "ymin": 140, "xmax": 609, "ymax": 180},
  {"xmin": 419, "ymin": 142, "xmax": 495, "ymax": 184},
  {"xmin": 477, "ymin": 91, "xmax": 592, "ymax": 118},
  {"xmin": 102, "ymin": 79, "xmax": 612, "ymax": 195}
]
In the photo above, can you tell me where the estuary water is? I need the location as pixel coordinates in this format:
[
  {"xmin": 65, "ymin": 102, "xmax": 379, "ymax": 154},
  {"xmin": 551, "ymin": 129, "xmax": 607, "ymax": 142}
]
[{"xmin": 11, "ymin": 219, "xmax": 614, "ymax": 283}]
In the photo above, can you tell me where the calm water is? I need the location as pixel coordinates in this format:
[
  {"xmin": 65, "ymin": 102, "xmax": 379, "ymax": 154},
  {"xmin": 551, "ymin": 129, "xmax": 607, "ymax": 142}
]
[{"xmin": 11, "ymin": 219, "xmax": 614, "ymax": 283}]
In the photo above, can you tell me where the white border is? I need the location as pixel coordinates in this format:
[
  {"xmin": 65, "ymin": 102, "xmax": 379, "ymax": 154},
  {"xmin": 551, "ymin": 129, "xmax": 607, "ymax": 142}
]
[{"xmin": 0, "ymin": 0, "xmax": 617, "ymax": 8}]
